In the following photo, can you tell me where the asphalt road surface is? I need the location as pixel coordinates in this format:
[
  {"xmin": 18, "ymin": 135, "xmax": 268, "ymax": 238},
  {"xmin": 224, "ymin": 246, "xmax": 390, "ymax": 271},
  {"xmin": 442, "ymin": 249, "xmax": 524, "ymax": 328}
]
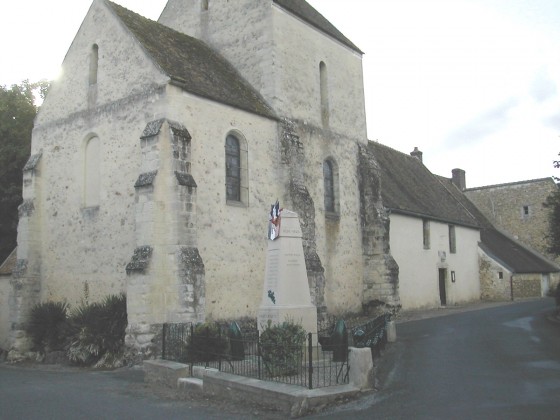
[
  {"xmin": 0, "ymin": 362, "xmax": 279, "ymax": 419},
  {"xmin": 316, "ymin": 298, "xmax": 560, "ymax": 419},
  {"xmin": 1, "ymin": 298, "xmax": 558, "ymax": 419}
]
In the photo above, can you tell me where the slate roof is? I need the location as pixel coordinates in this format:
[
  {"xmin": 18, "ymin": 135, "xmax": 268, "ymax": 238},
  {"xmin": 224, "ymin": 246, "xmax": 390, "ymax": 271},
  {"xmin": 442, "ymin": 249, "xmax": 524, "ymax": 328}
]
[
  {"xmin": 106, "ymin": 1, "xmax": 276, "ymax": 119},
  {"xmin": 369, "ymin": 142, "xmax": 480, "ymax": 228},
  {"xmin": 479, "ymin": 229, "xmax": 559, "ymax": 274},
  {"xmin": 274, "ymin": 0, "xmax": 363, "ymax": 53},
  {"xmin": 0, "ymin": 248, "xmax": 17, "ymax": 276}
]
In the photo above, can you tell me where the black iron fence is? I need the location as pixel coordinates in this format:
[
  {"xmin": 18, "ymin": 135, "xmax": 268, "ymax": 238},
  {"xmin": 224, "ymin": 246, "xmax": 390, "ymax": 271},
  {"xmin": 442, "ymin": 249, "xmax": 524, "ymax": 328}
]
[
  {"xmin": 161, "ymin": 314, "xmax": 390, "ymax": 389},
  {"xmin": 161, "ymin": 322, "xmax": 349, "ymax": 389},
  {"xmin": 349, "ymin": 313, "xmax": 390, "ymax": 357}
]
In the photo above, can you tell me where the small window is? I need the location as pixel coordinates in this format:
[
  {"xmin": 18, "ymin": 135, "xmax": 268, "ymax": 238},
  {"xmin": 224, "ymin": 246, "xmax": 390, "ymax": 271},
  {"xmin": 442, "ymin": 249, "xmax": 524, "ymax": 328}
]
[
  {"xmin": 89, "ymin": 44, "xmax": 99, "ymax": 85},
  {"xmin": 522, "ymin": 205, "xmax": 530, "ymax": 217},
  {"xmin": 319, "ymin": 61, "xmax": 329, "ymax": 127},
  {"xmin": 323, "ymin": 158, "xmax": 339, "ymax": 215},
  {"xmin": 498, "ymin": 271, "xmax": 504, "ymax": 279},
  {"xmin": 449, "ymin": 225, "xmax": 456, "ymax": 254},
  {"xmin": 423, "ymin": 219, "xmax": 430, "ymax": 249},
  {"xmin": 225, "ymin": 135, "xmax": 240, "ymax": 202},
  {"xmin": 201, "ymin": 0, "xmax": 209, "ymax": 11},
  {"xmin": 225, "ymin": 132, "xmax": 248, "ymax": 206}
]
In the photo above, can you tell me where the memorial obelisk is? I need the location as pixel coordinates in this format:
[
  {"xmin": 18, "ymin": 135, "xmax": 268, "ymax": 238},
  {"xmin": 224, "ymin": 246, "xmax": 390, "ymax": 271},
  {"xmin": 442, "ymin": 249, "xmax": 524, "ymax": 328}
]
[{"xmin": 258, "ymin": 202, "xmax": 318, "ymax": 341}]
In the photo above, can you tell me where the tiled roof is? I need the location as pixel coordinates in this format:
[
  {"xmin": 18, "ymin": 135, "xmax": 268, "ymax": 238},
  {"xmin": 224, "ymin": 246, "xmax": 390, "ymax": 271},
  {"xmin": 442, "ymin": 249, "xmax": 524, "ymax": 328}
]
[
  {"xmin": 0, "ymin": 248, "xmax": 17, "ymax": 276},
  {"xmin": 369, "ymin": 142, "xmax": 480, "ymax": 227},
  {"xmin": 106, "ymin": 1, "xmax": 276, "ymax": 119},
  {"xmin": 274, "ymin": 0, "xmax": 362, "ymax": 53}
]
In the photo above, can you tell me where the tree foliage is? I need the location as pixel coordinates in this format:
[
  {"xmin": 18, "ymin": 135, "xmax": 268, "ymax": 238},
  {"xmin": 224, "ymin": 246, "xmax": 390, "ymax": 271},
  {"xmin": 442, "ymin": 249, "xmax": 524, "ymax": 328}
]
[
  {"xmin": 547, "ymin": 151, "xmax": 560, "ymax": 256},
  {"xmin": 0, "ymin": 80, "xmax": 49, "ymax": 263}
]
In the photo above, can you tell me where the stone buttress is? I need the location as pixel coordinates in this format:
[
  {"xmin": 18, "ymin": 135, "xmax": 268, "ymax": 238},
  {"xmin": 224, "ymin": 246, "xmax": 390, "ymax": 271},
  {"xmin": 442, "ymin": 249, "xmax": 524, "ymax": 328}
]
[
  {"xmin": 125, "ymin": 119, "xmax": 204, "ymax": 360},
  {"xmin": 358, "ymin": 143, "xmax": 400, "ymax": 312},
  {"xmin": 7, "ymin": 153, "xmax": 43, "ymax": 359}
]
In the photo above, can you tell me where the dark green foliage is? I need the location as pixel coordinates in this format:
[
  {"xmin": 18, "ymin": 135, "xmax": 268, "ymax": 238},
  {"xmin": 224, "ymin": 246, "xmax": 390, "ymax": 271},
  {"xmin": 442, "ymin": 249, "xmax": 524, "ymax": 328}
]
[
  {"xmin": 0, "ymin": 80, "xmax": 50, "ymax": 262},
  {"xmin": 260, "ymin": 320, "xmax": 306, "ymax": 376},
  {"xmin": 66, "ymin": 293, "xmax": 127, "ymax": 367},
  {"xmin": 185, "ymin": 323, "xmax": 229, "ymax": 363},
  {"xmin": 26, "ymin": 301, "xmax": 69, "ymax": 353},
  {"xmin": 544, "ymin": 187, "xmax": 560, "ymax": 256}
]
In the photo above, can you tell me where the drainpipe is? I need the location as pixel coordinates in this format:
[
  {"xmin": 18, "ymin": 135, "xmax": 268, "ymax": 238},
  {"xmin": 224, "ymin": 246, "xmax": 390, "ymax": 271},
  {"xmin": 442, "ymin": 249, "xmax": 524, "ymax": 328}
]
[{"xmin": 510, "ymin": 275, "xmax": 514, "ymax": 301}]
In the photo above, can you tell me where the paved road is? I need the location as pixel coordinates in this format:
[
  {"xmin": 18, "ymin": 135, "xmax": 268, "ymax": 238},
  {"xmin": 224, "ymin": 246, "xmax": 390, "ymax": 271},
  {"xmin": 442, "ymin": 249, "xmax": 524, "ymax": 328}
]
[
  {"xmin": 0, "ymin": 363, "xmax": 276, "ymax": 420},
  {"xmin": 2, "ymin": 299, "xmax": 558, "ymax": 419},
  {"xmin": 317, "ymin": 298, "xmax": 560, "ymax": 419}
]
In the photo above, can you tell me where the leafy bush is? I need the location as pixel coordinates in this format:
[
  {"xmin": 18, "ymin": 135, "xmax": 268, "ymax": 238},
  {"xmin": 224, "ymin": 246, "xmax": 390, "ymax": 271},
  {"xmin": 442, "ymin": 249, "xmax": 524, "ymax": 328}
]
[
  {"xmin": 260, "ymin": 320, "xmax": 306, "ymax": 376},
  {"xmin": 66, "ymin": 293, "xmax": 127, "ymax": 368},
  {"xmin": 185, "ymin": 323, "xmax": 229, "ymax": 363},
  {"xmin": 26, "ymin": 301, "xmax": 69, "ymax": 353}
]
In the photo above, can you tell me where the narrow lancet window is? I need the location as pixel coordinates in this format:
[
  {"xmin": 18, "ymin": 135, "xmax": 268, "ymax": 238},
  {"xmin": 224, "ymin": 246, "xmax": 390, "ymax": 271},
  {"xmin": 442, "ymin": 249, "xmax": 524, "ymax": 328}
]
[
  {"xmin": 320, "ymin": 61, "xmax": 329, "ymax": 126},
  {"xmin": 89, "ymin": 44, "xmax": 99, "ymax": 85},
  {"xmin": 225, "ymin": 135, "xmax": 241, "ymax": 202}
]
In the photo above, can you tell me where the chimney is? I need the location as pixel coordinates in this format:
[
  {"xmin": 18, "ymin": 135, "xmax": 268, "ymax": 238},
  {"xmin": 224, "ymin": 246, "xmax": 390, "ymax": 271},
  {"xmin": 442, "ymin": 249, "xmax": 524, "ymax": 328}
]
[
  {"xmin": 452, "ymin": 168, "xmax": 466, "ymax": 191},
  {"xmin": 410, "ymin": 147, "xmax": 423, "ymax": 162}
]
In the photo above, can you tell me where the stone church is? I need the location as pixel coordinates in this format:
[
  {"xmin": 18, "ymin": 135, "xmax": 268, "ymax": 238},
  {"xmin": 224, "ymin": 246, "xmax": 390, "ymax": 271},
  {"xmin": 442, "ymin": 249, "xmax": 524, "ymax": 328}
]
[{"xmin": 5, "ymin": 0, "xmax": 401, "ymax": 355}]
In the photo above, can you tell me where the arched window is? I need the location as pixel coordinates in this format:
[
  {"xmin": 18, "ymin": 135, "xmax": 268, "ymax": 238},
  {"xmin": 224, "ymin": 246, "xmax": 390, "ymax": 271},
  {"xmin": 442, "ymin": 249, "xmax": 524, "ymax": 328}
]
[
  {"xmin": 84, "ymin": 136, "xmax": 100, "ymax": 207},
  {"xmin": 89, "ymin": 44, "xmax": 99, "ymax": 86},
  {"xmin": 320, "ymin": 61, "xmax": 329, "ymax": 126},
  {"xmin": 323, "ymin": 159, "xmax": 335, "ymax": 212},
  {"xmin": 225, "ymin": 135, "xmax": 241, "ymax": 202}
]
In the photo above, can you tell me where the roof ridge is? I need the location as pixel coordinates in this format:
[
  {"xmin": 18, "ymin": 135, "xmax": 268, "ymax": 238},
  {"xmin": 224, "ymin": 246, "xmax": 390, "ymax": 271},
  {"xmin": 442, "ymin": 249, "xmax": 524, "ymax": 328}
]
[{"xmin": 465, "ymin": 176, "xmax": 556, "ymax": 191}]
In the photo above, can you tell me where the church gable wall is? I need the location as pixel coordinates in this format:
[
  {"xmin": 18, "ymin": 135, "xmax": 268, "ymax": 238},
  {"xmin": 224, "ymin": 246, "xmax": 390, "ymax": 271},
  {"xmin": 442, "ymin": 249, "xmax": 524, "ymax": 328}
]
[
  {"xmin": 36, "ymin": 0, "xmax": 168, "ymax": 126},
  {"xmin": 29, "ymin": 86, "xmax": 167, "ymax": 306}
]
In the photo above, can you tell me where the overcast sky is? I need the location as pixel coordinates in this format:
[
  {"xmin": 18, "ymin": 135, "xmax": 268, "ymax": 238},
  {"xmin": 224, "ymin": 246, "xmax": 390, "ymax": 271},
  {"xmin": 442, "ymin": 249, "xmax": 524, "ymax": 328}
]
[{"xmin": 1, "ymin": 0, "xmax": 559, "ymax": 188}]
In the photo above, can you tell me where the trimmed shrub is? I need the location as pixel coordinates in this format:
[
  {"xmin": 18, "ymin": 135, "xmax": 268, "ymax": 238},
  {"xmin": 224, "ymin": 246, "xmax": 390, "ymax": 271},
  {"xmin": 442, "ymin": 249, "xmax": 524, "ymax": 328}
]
[
  {"xmin": 260, "ymin": 320, "xmax": 306, "ymax": 376},
  {"xmin": 66, "ymin": 293, "xmax": 127, "ymax": 368},
  {"xmin": 26, "ymin": 301, "xmax": 69, "ymax": 353}
]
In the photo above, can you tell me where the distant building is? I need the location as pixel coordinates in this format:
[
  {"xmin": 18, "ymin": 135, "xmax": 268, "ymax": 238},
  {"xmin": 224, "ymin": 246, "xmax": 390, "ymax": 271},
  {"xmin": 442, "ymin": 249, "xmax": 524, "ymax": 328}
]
[{"xmin": 464, "ymin": 178, "xmax": 559, "ymax": 265}]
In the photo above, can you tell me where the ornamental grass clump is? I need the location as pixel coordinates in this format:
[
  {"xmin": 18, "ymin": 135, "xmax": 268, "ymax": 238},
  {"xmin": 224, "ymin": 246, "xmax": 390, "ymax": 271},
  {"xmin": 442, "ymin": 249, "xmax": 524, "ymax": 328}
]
[
  {"xmin": 260, "ymin": 320, "xmax": 306, "ymax": 377},
  {"xmin": 66, "ymin": 293, "xmax": 127, "ymax": 368},
  {"xmin": 26, "ymin": 301, "xmax": 69, "ymax": 353}
]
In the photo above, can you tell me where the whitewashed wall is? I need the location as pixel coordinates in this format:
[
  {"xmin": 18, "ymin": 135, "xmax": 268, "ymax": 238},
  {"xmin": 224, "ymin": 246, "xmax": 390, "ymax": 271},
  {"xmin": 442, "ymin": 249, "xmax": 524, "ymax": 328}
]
[{"xmin": 390, "ymin": 213, "xmax": 481, "ymax": 309}]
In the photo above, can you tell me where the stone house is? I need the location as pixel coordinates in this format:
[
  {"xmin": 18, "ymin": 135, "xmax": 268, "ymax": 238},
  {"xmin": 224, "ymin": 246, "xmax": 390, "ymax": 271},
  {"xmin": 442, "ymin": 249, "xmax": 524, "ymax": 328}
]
[
  {"xmin": 441, "ymin": 170, "xmax": 560, "ymax": 300},
  {"xmin": 446, "ymin": 176, "xmax": 560, "ymax": 300},
  {"xmin": 3, "ymin": 0, "xmax": 399, "ymax": 357},
  {"xmin": 464, "ymin": 177, "xmax": 560, "ymax": 265}
]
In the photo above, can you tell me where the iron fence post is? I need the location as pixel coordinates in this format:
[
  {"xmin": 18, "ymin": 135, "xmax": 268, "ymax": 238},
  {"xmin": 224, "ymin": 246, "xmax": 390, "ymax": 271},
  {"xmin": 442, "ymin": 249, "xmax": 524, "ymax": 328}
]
[
  {"xmin": 162, "ymin": 323, "xmax": 167, "ymax": 359},
  {"xmin": 308, "ymin": 332, "xmax": 313, "ymax": 389},
  {"xmin": 257, "ymin": 329, "xmax": 261, "ymax": 380}
]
